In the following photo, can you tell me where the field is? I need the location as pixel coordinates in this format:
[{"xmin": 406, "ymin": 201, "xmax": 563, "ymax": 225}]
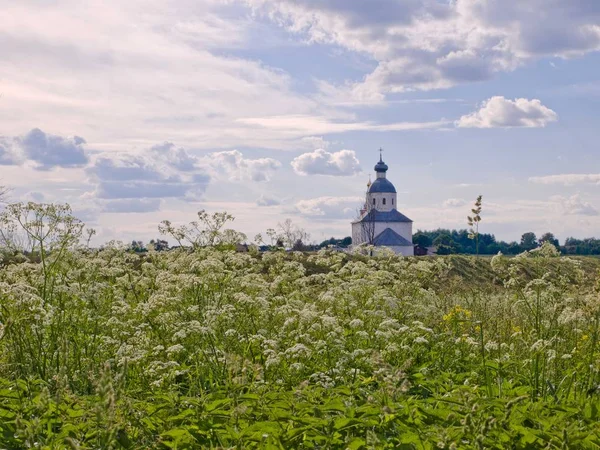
[{"xmin": 1, "ymin": 228, "xmax": 600, "ymax": 448}]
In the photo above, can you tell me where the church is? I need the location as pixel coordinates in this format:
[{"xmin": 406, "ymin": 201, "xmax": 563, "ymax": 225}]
[{"xmin": 351, "ymin": 154, "xmax": 414, "ymax": 256}]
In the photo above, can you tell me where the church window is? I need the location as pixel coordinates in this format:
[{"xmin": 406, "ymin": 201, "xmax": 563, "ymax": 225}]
[
  {"xmin": 372, "ymin": 198, "xmax": 376, "ymax": 205},
  {"xmin": 383, "ymin": 198, "xmax": 386, "ymax": 205},
  {"xmin": 392, "ymin": 198, "xmax": 394, "ymax": 205}
]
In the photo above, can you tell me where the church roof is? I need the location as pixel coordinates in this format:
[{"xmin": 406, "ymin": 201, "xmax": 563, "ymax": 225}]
[
  {"xmin": 357, "ymin": 208, "xmax": 413, "ymax": 223},
  {"xmin": 373, "ymin": 228, "xmax": 413, "ymax": 247},
  {"xmin": 368, "ymin": 177, "xmax": 397, "ymax": 193},
  {"xmin": 374, "ymin": 159, "xmax": 388, "ymax": 173}
]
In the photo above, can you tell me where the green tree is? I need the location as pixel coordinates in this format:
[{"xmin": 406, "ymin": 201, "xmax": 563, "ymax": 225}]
[
  {"xmin": 433, "ymin": 233, "xmax": 457, "ymax": 255},
  {"xmin": 539, "ymin": 232, "xmax": 559, "ymax": 248},
  {"xmin": 149, "ymin": 238, "xmax": 169, "ymax": 251},
  {"xmin": 520, "ymin": 232, "xmax": 538, "ymax": 251},
  {"xmin": 467, "ymin": 195, "xmax": 483, "ymax": 255},
  {"xmin": 413, "ymin": 231, "xmax": 433, "ymax": 248},
  {"xmin": 128, "ymin": 240, "xmax": 147, "ymax": 253}
]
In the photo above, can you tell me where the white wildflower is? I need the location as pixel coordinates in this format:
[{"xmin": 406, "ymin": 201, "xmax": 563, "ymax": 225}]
[
  {"xmin": 349, "ymin": 319, "xmax": 364, "ymax": 329},
  {"xmin": 166, "ymin": 344, "xmax": 184, "ymax": 355},
  {"xmin": 484, "ymin": 341, "xmax": 499, "ymax": 352}
]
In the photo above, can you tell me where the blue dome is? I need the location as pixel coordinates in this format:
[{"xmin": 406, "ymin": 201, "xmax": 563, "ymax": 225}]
[
  {"xmin": 368, "ymin": 177, "xmax": 396, "ymax": 193},
  {"xmin": 374, "ymin": 160, "xmax": 388, "ymax": 173}
]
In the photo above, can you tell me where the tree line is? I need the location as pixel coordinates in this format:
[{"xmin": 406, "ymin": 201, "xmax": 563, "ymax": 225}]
[{"xmin": 413, "ymin": 229, "xmax": 600, "ymax": 255}]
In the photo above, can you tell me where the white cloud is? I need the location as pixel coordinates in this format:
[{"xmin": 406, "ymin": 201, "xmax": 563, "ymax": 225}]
[
  {"xmin": 89, "ymin": 158, "xmax": 209, "ymax": 200},
  {"xmin": 0, "ymin": 139, "xmax": 22, "ymax": 166},
  {"xmin": 24, "ymin": 191, "xmax": 46, "ymax": 202},
  {"xmin": 256, "ymin": 194, "xmax": 281, "ymax": 206},
  {"xmin": 529, "ymin": 173, "xmax": 600, "ymax": 186},
  {"xmin": 443, "ymin": 198, "xmax": 467, "ymax": 208},
  {"xmin": 86, "ymin": 144, "xmax": 210, "ymax": 201},
  {"xmin": 294, "ymin": 196, "xmax": 362, "ymax": 218},
  {"xmin": 0, "ymin": 1, "xmax": 319, "ymax": 151},
  {"xmin": 85, "ymin": 142, "xmax": 282, "ymax": 203},
  {"xmin": 102, "ymin": 198, "xmax": 162, "ymax": 213},
  {"xmin": 554, "ymin": 194, "xmax": 598, "ymax": 216},
  {"xmin": 247, "ymin": 0, "xmax": 600, "ymax": 100},
  {"xmin": 237, "ymin": 115, "xmax": 448, "ymax": 136},
  {"xmin": 456, "ymin": 97, "xmax": 558, "ymax": 128},
  {"xmin": 291, "ymin": 149, "xmax": 361, "ymax": 176},
  {"xmin": 208, "ymin": 150, "xmax": 281, "ymax": 182},
  {"xmin": 300, "ymin": 136, "xmax": 331, "ymax": 150},
  {"xmin": 0, "ymin": 128, "xmax": 89, "ymax": 169}
]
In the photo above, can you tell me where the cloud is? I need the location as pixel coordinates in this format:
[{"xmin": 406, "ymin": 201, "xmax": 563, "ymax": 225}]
[
  {"xmin": 456, "ymin": 97, "xmax": 558, "ymax": 128},
  {"xmin": 24, "ymin": 191, "xmax": 46, "ymax": 202},
  {"xmin": 529, "ymin": 173, "xmax": 600, "ymax": 186},
  {"xmin": 208, "ymin": 150, "xmax": 281, "ymax": 182},
  {"xmin": 86, "ymin": 147, "xmax": 210, "ymax": 201},
  {"xmin": 19, "ymin": 128, "xmax": 89, "ymax": 170},
  {"xmin": 247, "ymin": 0, "xmax": 600, "ymax": 100},
  {"xmin": 85, "ymin": 143, "xmax": 281, "ymax": 204},
  {"xmin": 150, "ymin": 142, "xmax": 199, "ymax": 172},
  {"xmin": 291, "ymin": 149, "xmax": 361, "ymax": 176},
  {"xmin": 554, "ymin": 194, "xmax": 598, "ymax": 216},
  {"xmin": 237, "ymin": 115, "xmax": 448, "ymax": 136},
  {"xmin": 300, "ymin": 136, "xmax": 331, "ymax": 150},
  {"xmin": 0, "ymin": 1, "xmax": 320, "ymax": 152},
  {"xmin": 294, "ymin": 196, "xmax": 362, "ymax": 218},
  {"xmin": 443, "ymin": 198, "xmax": 467, "ymax": 208},
  {"xmin": 0, "ymin": 129, "xmax": 89, "ymax": 169},
  {"xmin": 0, "ymin": 139, "xmax": 21, "ymax": 166},
  {"xmin": 256, "ymin": 194, "xmax": 281, "ymax": 206},
  {"xmin": 101, "ymin": 198, "xmax": 162, "ymax": 213}
]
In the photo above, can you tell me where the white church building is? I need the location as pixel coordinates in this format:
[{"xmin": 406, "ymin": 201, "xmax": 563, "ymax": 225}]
[{"xmin": 351, "ymin": 155, "xmax": 414, "ymax": 256}]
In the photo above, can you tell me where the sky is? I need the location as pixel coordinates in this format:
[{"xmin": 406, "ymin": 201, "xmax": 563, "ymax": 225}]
[{"xmin": 1, "ymin": 0, "xmax": 600, "ymax": 245}]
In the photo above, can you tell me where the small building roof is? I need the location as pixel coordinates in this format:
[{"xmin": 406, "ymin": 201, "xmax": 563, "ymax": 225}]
[
  {"xmin": 355, "ymin": 208, "xmax": 413, "ymax": 224},
  {"xmin": 373, "ymin": 228, "xmax": 413, "ymax": 247}
]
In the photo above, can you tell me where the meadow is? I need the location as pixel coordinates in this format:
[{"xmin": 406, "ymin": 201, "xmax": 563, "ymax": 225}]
[{"xmin": 0, "ymin": 204, "xmax": 599, "ymax": 449}]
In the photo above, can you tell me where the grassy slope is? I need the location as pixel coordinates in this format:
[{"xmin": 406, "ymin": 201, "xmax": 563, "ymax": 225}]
[{"xmin": 443, "ymin": 254, "xmax": 600, "ymax": 289}]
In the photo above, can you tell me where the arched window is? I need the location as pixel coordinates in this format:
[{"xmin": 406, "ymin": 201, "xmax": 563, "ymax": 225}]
[
  {"xmin": 372, "ymin": 198, "xmax": 376, "ymax": 205},
  {"xmin": 383, "ymin": 198, "xmax": 386, "ymax": 205},
  {"xmin": 392, "ymin": 198, "xmax": 394, "ymax": 205}
]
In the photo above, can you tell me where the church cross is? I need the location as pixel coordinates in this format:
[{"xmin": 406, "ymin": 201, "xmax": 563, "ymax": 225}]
[{"xmin": 379, "ymin": 147, "xmax": 383, "ymax": 162}]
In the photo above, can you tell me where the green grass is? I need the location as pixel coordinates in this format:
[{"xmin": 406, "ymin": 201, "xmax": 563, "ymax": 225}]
[{"xmin": 1, "ymin": 245, "xmax": 599, "ymax": 449}]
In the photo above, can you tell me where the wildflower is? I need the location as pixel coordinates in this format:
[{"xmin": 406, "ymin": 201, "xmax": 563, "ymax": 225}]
[
  {"xmin": 530, "ymin": 339, "xmax": 549, "ymax": 352},
  {"xmin": 166, "ymin": 344, "xmax": 184, "ymax": 355},
  {"xmin": 349, "ymin": 319, "xmax": 364, "ymax": 329},
  {"xmin": 484, "ymin": 341, "xmax": 499, "ymax": 352},
  {"xmin": 285, "ymin": 343, "xmax": 311, "ymax": 358},
  {"xmin": 414, "ymin": 336, "xmax": 429, "ymax": 344}
]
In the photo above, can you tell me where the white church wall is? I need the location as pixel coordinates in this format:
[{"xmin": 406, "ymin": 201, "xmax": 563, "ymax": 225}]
[
  {"xmin": 373, "ymin": 222, "xmax": 413, "ymax": 242},
  {"xmin": 367, "ymin": 193, "xmax": 397, "ymax": 212},
  {"xmin": 351, "ymin": 219, "xmax": 413, "ymax": 246},
  {"xmin": 351, "ymin": 222, "xmax": 364, "ymax": 244}
]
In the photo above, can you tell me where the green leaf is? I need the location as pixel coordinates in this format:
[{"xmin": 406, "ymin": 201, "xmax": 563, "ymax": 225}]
[{"xmin": 347, "ymin": 437, "xmax": 366, "ymax": 450}]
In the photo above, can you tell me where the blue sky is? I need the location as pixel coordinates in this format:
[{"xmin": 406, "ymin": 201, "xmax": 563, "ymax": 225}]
[{"xmin": 1, "ymin": 0, "xmax": 600, "ymax": 244}]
